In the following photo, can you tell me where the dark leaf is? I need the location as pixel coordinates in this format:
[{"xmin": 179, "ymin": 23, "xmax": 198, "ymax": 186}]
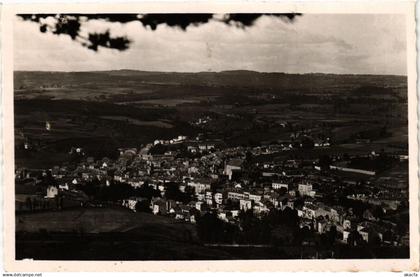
[{"xmin": 17, "ymin": 13, "xmax": 301, "ymax": 51}]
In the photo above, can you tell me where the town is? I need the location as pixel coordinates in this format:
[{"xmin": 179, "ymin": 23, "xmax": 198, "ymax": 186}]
[{"xmin": 15, "ymin": 124, "xmax": 409, "ymax": 258}]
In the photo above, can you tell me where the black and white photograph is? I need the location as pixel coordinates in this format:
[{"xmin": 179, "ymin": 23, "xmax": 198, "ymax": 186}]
[{"xmin": 2, "ymin": 1, "xmax": 418, "ymax": 272}]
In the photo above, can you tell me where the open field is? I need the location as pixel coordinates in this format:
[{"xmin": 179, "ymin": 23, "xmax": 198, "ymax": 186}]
[
  {"xmin": 16, "ymin": 237, "xmax": 234, "ymax": 260},
  {"xmin": 16, "ymin": 207, "xmax": 235, "ymax": 260},
  {"xmin": 99, "ymin": 116, "xmax": 174, "ymax": 128},
  {"xmin": 16, "ymin": 207, "xmax": 194, "ymax": 235}
]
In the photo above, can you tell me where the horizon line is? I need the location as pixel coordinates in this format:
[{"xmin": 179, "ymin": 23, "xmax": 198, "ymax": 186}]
[{"xmin": 13, "ymin": 69, "xmax": 407, "ymax": 77}]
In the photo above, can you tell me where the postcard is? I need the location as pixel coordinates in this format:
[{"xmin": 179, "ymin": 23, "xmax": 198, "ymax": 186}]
[{"xmin": 2, "ymin": 1, "xmax": 418, "ymax": 272}]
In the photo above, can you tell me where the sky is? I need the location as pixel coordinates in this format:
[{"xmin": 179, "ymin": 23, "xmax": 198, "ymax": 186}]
[{"xmin": 14, "ymin": 14, "xmax": 407, "ymax": 75}]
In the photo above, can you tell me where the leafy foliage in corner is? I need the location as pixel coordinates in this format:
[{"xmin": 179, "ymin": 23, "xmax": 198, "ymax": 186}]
[{"xmin": 18, "ymin": 13, "xmax": 301, "ymax": 51}]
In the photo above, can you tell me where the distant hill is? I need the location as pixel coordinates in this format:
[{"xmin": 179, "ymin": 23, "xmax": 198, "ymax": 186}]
[{"xmin": 14, "ymin": 70, "xmax": 407, "ymax": 92}]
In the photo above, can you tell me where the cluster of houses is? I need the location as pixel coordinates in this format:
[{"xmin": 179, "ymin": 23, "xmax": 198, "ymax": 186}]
[
  {"xmin": 15, "ymin": 179, "xmax": 88, "ymax": 212},
  {"xmin": 15, "ymin": 134, "xmax": 409, "ymax": 247}
]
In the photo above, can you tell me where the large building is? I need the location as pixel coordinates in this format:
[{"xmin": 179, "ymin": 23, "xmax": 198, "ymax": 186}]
[
  {"xmin": 272, "ymin": 182, "xmax": 288, "ymax": 190},
  {"xmin": 298, "ymin": 183, "xmax": 315, "ymax": 197},
  {"xmin": 187, "ymin": 179, "xmax": 212, "ymax": 194},
  {"xmin": 224, "ymin": 159, "xmax": 243, "ymax": 180}
]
